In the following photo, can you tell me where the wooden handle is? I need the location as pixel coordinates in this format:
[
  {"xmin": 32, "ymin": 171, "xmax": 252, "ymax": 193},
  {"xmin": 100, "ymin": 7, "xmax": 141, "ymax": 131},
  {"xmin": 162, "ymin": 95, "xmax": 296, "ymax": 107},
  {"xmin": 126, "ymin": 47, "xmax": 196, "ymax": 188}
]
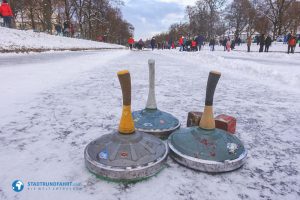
[
  {"xmin": 118, "ymin": 70, "xmax": 131, "ymax": 106},
  {"xmin": 205, "ymin": 71, "xmax": 221, "ymax": 106},
  {"xmin": 117, "ymin": 70, "xmax": 135, "ymax": 134},
  {"xmin": 146, "ymin": 59, "xmax": 157, "ymax": 109},
  {"xmin": 199, "ymin": 71, "xmax": 221, "ymax": 130}
]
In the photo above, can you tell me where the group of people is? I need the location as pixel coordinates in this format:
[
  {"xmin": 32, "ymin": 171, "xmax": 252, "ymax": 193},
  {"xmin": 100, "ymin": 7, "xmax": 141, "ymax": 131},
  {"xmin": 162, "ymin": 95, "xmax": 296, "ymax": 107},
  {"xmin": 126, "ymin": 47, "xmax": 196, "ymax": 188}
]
[
  {"xmin": 0, "ymin": 0, "xmax": 13, "ymax": 28},
  {"xmin": 128, "ymin": 32, "xmax": 299, "ymax": 54},
  {"xmin": 178, "ymin": 35, "xmax": 205, "ymax": 52},
  {"xmin": 177, "ymin": 36, "xmax": 244, "ymax": 52},
  {"xmin": 128, "ymin": 37, "xmax": 145, "ymax": 50},
  {"xmin": 253, "ymin": 34, "xmax": 273, "ymax": 53},
  {"xmin": 177, "ymin": 33, "xmax": 299, "ymax": 54},
  {"xmin": 220, "ymin": 37, "xmax": 239, "ymax": 51},
  {"xmin": 253, "ymin": 32, "xmax": 299, "ymax": 54},
  {"xmin": 150, "ymin": 37, "xmax": 176, "ymax": 50},
  {"xmin": 55, "ymin": 21, "xmax": 75, "ymax": 37}
]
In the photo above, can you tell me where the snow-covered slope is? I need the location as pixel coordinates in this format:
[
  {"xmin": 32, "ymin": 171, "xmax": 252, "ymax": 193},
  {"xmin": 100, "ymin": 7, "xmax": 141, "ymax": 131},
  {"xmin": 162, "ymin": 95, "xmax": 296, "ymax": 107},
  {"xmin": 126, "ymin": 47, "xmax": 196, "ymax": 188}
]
[{"xmin": 0, "ymin": 27, "xmax": 124, "ymax": 52}]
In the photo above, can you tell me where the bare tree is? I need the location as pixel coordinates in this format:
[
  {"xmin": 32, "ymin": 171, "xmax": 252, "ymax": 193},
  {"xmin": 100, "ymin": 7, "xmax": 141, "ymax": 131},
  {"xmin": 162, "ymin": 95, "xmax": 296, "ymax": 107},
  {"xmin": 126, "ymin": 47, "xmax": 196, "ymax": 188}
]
[
  {"xmin": 256, "ymin": 0, "xmax": 296, "ymax": 39},
  {"xmin": 204, "ymin": 0, "xmax": 225, "ymax": 37},
  {"xmin": 254, "ymin": 15, "xmax": 271, "ymax": 34},
  {"xmin": 186, "ymin": 0, "xmax": 225, "ymax": 38},
  {"xmin": 225, "ymin": 0, "xmax": 254, "ymax": 38},
  {"xmin": 8, "ymin": 0, "xmax": 133, "ymax": 44}
]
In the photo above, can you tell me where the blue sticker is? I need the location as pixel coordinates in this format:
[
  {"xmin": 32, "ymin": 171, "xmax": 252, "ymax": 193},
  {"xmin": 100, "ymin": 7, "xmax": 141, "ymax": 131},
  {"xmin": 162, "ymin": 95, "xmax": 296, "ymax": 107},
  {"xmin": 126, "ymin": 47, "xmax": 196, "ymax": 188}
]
[
  {"xmin": 12, "ymin": 180, "xmax": 24, "ymax": 192},
  {"xmin": 99, "ymin": 150, "xmax": 108, "ymax": 159}
]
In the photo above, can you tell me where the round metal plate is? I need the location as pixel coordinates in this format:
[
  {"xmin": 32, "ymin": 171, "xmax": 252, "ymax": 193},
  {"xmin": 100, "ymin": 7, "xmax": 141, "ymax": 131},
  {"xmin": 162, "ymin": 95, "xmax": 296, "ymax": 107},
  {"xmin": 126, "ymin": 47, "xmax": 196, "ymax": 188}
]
[
  {"xmin": 132, "ymin": 109, "xmax": 180, "ymax": 139},
  {"xmin": 168, "ymin": 127, "xmax": 247, "ymax": 172},
  {"xmin": 84, "ymin": 131, "xmax": 168, "ymax": 181}
]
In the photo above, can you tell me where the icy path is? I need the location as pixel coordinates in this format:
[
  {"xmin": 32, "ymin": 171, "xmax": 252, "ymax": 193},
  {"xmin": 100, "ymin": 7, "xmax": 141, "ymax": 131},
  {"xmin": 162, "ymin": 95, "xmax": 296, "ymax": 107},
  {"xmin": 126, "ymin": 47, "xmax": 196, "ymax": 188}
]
[{"xmin": 0, "ymin": 50, "xmax": 299, "ymax": 200}]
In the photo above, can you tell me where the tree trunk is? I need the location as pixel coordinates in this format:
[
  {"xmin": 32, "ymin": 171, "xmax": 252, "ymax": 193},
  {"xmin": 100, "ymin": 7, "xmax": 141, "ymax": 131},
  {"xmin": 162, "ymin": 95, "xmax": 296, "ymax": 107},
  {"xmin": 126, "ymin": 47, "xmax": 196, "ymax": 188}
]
[{"xmin": 29, "ymin": 7, "xmax": 36, "ymax": 30}]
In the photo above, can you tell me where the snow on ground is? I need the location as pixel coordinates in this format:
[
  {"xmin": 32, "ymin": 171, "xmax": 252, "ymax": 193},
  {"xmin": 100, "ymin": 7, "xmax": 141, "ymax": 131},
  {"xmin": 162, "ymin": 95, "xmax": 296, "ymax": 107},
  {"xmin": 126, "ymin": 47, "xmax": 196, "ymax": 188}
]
[
  {"xmin": 0, "ymin": 50, "xmax": 129, "ymax": 121},
  {"xmin": 0, "ymin": 48, "xmax": 299, "ymax": 200},
  {"xmin": 0, "ymin": 27, "xmax": 124, "ymax": 52}
]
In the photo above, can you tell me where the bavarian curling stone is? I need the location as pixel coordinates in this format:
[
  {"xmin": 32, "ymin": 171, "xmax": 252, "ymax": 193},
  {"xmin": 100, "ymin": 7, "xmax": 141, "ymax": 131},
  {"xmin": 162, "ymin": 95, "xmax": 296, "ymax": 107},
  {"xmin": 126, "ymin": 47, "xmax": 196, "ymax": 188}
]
[
  {"xmin": 84, "ymin": 70, "xmax": 168, "ymax": 181},
  {"xmin": 132, "ymin": 59, "xmax": 180, "ymax": 139},
  {"xmin": 168, "ymin": 71, "xmax": 247, "ymax": 172}
]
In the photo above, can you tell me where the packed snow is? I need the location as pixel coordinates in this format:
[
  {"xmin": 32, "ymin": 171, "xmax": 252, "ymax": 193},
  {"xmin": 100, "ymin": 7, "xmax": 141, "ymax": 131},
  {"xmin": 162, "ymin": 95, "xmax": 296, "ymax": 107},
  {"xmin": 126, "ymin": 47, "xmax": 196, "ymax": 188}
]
[
  {"xmin": 0, "ymin": 27, "xmax": 124, "ymax": 52},
  {"xmin": 0, "ymin": 47, "xmax": 299, "ymax": 200}
]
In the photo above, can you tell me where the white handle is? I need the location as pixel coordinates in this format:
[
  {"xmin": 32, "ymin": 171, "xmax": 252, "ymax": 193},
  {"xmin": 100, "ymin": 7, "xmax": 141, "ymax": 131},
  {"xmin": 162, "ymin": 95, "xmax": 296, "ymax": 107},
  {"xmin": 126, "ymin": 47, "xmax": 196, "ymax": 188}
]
[{"xmin": 146, "ymin": 59, "xmax": 157, "ymax": 109}]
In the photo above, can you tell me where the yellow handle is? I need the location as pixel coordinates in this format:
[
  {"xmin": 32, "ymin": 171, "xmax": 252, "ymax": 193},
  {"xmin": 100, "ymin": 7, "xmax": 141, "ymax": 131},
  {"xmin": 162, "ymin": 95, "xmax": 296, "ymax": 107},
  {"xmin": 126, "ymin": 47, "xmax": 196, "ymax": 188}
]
[{"xmin": 117, "ymin": 70, "xmax": 135, "ymax": 134}]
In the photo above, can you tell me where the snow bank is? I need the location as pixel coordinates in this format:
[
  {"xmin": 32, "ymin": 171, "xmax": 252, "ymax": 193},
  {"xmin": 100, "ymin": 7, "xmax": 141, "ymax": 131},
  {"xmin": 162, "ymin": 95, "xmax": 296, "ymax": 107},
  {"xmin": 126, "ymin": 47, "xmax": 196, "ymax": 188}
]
[{"xmin": 0, "ymin": 27, "xmax": 124, "ymax": 52}]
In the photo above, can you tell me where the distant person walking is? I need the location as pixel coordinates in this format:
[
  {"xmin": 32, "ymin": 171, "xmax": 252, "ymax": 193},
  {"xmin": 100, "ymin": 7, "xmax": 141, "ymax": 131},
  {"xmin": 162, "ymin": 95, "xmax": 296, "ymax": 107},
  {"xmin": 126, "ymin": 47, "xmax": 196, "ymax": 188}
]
[
  {"xmin": 265, "ymin": 35, "xmax": 272, "ymax": 52},
  {"xmin": 171, "ymin": 42, "xmax": 175, "ymax": 49},
  {"xmin": 236, "ymin": 37, "xmax": 241, "ymax": 46},
  {"xmin": 183, "ymin": 37, "xmax": 187, "ymax": 51},
  {"xmin": 226, "ymin": 39, "xmax": 231, "ymax": 52},
  {"xmin": 223, "ymin": 38, "xmax": 228, "ymax": 51},
  {"xmin": 63, "ymin": 21, "xmax": 70, "ymax": 37},
  {"xmin": 168, "ymin": 37, "xmax": 172, "ymax": 49},
  {"xmin": 0, "ymin": 0, "xmax": 13, "ymax": 28},
  {"xmin": 259, "ymin": 34, "xmax": 265, "ymax": 52},
  {"xmin": 191, "ymin": 39, "xmax": 197, "ymax": 51},
  {"xmin": 288, "ymin": 34, "xmax": 296, "ymax": 54},
  {"xmin": 179, "ymin": 36, "xmax": 184, "ymax": 51},
  {"xmin": 150, "ymin": 37, "xmax": 156, "ymax": 50},
  {"xmin": 209, "ymin": 38, "xmax": 215, "ymax": 51},
  {"xmin": 55, "ymin": 24, "xmax": 62, "ymax": 36},
  {"xmin": 298, "ymin": 35, "xmax": 300, "ymax": 47},
  {"xmin": 256, "ymin": 35, "xmax": 260, "ymax": 45},
  {"xmin": 128, "ymin": 36, "xmax": 134, "ymax": 50},
  {"xmin": 196, "ymin": 35, "xmax": 204, "ymax": 51},
  {"xmin": 286, "ymin": 32, "xmax": 292, "ymax": 43},
  {"xmin": 231, "ymin": 39, "xmax": 236, "ymax": 50},
  {"xmin": 247, "ymin": 36, "xmax": 252, "ymax": 52},
  {"xmin": 137, "ymin": 39, "xmax": 144, "ymax": 50}
]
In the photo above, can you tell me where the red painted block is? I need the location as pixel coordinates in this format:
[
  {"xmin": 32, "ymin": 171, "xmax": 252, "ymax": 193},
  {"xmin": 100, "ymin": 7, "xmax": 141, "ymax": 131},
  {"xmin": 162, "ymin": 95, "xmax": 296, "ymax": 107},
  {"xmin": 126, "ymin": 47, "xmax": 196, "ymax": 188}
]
[
  {"xmin": 215, "ymin": 114, "xmax": 236, "ymax": 134},
  {"xmin": 187, "ymin": 112, "xmax": 237, "ymax": 134}
]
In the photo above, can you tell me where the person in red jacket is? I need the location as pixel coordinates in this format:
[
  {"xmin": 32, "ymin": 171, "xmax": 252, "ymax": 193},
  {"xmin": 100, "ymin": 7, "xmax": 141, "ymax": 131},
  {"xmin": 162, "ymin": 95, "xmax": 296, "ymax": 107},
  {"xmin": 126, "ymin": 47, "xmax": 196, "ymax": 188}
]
[
  {"xmin": 128, "ymin": 37, "xmax": 134, "ymax": 50},
  {"xmin": 191, "ymin": 39, "xmax": 197, "ymax": 51},
  {"xmin": 179, "ymin": 36, "xmax": 184, "ymax": 51},
  {"xmin": 0, "ymin": 0, "xmax": 13, "ymax": 28},
  {"xmin": 288, "ymin": 35, "xmax": 297, "ymax": 54}
]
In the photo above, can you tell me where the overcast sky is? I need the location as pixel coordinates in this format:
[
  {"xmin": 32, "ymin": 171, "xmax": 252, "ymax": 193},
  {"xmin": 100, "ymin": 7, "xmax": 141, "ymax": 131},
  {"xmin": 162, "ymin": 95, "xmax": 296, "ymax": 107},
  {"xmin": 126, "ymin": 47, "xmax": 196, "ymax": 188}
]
[{"xmin": 121, "ymin": 0, "xmax": 198, "ymax": 40}]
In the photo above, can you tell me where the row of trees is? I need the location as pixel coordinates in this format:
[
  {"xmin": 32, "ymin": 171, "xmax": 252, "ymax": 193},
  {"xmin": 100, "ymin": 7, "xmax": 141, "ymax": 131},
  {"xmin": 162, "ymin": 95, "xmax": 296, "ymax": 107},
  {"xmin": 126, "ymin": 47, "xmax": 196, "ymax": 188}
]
[
  {"xmin": 153, "ymin": 0, "xmax": 300, "ymax": 41},
  {"xmin": 7, "ymin": 0, "xmax": 134, "ymax": 44}
]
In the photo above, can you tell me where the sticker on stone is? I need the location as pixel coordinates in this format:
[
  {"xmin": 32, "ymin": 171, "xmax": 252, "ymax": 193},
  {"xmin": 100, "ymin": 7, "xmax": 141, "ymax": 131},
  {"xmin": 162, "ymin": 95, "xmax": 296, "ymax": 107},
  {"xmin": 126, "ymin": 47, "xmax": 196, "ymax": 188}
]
[
  {"xmin": 99, "ymin": 150, "xmax": 108, "ymax": 159},
  {"xmin": 227, "ymin": 143, "xmax": 238, "ymax": 154}
]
